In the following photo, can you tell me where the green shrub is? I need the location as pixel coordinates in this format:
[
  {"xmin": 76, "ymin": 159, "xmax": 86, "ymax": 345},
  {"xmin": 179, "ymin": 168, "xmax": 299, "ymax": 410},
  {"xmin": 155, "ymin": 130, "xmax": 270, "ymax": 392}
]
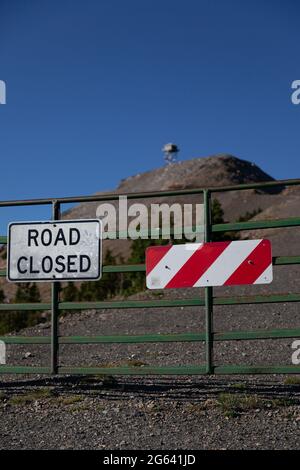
[{"xmin": 0, "ymin": 282, "xmax": 42, "ymax": 334}]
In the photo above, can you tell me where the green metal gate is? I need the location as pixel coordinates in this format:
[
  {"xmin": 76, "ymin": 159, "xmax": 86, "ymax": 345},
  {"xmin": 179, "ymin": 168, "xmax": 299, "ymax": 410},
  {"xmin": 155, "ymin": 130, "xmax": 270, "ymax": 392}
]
[{"xmin": 0, "ymin": 178, "xmax": 300, "ymax": 376}]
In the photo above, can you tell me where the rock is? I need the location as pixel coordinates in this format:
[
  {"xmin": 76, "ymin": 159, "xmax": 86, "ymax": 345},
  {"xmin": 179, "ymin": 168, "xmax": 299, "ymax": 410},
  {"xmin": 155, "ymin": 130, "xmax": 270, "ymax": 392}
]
[{"xmin": 23, "ymin": 352, "xmax": 33, "ymax": 359}]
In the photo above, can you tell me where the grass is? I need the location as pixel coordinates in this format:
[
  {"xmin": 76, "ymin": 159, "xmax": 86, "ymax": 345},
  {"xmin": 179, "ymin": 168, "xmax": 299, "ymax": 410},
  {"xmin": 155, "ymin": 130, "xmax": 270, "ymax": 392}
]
[
  {"xmin": 269, "ymin": 398, "xmax": 295, "ymax": 407},
  {"xmin": 0, "ymin": 391, "xmax": 7, "ymax": 401},
  {"xmin": 125, "ymin": 359, "xmax": 148, "ymax": 367},
  {"xmin": 9, "ymin": 389, "xmax": 86, "ymax": 407},
  {"xmin": 284, "ymin": 376, "xmax": 300, "ymax": 385},
  {"xmin": 10, "ymin": 388, "xmax": 54, "ymax": 405},
  {"xmin": 217, "ymin": 393, "xmax": 296, "ymax": 418},
  {"xmin": 217, "ymin": 393, "xmax": 261, "ymax": 418},
  {"xmin": 78, "ymin": 374, "xmax": 118, "ymax": 387},
  {"xmin": 185, "ymin": 400, "xmax": 215, "ymax": 415},
  {"xmin": 58, "ymin": 395, "xmax": 85, "ymax": 406},
  {"xmin": 230, "ymin": 382, "xmax": 246, "ymax": 390}
]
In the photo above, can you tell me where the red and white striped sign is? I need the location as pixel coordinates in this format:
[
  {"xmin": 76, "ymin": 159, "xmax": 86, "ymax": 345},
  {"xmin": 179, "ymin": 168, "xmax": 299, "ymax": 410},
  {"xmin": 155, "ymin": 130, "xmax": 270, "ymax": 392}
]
[{"xmin": 146, "ymin": 239, "xmax": 272, "ymax": 289}]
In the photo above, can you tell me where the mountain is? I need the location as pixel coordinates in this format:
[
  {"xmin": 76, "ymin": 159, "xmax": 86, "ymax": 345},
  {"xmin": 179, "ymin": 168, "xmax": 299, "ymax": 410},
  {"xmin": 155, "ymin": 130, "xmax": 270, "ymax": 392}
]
[{"xmin": 116, "ymin": 153, "xmax": 276, "ymax": 192}]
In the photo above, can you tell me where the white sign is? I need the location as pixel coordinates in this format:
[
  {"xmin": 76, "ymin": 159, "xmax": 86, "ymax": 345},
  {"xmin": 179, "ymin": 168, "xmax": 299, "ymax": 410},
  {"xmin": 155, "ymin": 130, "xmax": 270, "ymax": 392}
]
[{"xmin": 7, "ymin": 219, "xmax": 102, "ymax": 282}]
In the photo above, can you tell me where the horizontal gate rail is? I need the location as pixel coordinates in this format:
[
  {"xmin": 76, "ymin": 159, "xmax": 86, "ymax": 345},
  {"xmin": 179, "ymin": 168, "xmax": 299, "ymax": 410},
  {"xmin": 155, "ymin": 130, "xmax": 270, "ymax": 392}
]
[
  {"xmin": 1, "ymin": 365, "xmax": 300, "ymax": 376},
  {"xmin": 212, "ymin": 217, "xmax": 300, "ymax": 232},
  {"xmin": 1, "ymin": 292, "xmax": 300, "ymax": 312},
  {"xmin": 0, "ymin": 255, "xmax": 300, "ymax": 278},
  {"xmin": 0, "ymin": 216, "xmax": 300, "ymax": 244},
  {"xmin": 0, "ymin": 177, "xmax": 299, "ymax": 208},
  {"xmin": 2, "ymin": 327, "xmax": 300, "ymax": 345}
]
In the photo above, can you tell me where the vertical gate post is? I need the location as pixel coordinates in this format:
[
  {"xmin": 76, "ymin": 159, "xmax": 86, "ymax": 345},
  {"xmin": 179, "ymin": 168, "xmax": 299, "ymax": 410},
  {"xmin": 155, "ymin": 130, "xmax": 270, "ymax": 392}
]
[
  {"xmin": 204, "ymin": 190, "xmax": 214, "ymax": 374},
  {"xmin": 51, "ymin": 200, "xmax": 60, "ymax": 374}
]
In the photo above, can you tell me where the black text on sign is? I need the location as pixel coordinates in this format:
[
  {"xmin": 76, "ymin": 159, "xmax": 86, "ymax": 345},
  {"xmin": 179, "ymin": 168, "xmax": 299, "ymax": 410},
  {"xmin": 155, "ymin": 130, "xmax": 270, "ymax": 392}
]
[{"xmin": 7, "ymin": 220, "xmax": 102, "ymax": 282}]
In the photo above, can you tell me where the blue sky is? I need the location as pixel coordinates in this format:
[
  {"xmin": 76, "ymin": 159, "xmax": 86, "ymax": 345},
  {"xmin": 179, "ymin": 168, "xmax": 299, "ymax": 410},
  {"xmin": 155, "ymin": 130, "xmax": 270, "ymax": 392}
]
[{"xmin": 0, "ymin": 0, "xmax": 299, "ymax": 227}]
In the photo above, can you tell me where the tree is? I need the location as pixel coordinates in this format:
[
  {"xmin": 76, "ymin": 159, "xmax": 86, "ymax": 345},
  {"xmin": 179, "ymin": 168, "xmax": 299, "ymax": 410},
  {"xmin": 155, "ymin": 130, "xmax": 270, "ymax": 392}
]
[
  {"xmin": 211, "ymin": 198, "xmax": 239, "ymax": 241},
  {"xmin": 0, "ymin": 283, "xmax": 42, "ymax": 334},
  {"xmin": 100, "ymin": 248, "xmax": 121, "ymax": 298},
  {"xmin": 123, "ymin": 234, "xmax": 170, "ymax": 296},
  {"xmin": 62, "ymin": 282, "xmax": 79, "ymax": 302},
  {"xmin": 15, "ymin": 282, "xmax": 41, "ymax": 304},
  {"xmin": 79, "ymin": 249, "xmax": 122, "ymax": 301},
  {"xmin": 211, "ymin": 198, "xmax": 225, "ymax": 225},
  {"xmin": 237, "ymin": 207, "xmax": 262, "ymax": 222}
]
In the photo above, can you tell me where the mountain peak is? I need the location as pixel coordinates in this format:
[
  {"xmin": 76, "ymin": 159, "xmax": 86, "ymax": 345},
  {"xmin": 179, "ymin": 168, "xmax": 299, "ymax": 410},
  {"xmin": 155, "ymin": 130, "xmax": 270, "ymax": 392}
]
[{"xmin": 117, "ymin": 154, "xmax": 275, "ymax": 193}]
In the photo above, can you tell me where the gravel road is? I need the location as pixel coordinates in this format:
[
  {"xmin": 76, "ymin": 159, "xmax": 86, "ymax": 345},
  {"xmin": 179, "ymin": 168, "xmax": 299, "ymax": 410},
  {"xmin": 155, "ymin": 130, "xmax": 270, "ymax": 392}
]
[{"xmin": 0, "ymin": 374, "xmax": 300, "ymax": 450}]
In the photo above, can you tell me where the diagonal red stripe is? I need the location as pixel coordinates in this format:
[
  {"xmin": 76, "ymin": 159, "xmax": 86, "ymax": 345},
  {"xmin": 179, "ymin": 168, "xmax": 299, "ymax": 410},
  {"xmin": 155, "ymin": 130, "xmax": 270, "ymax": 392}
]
[
  {"xmin": 165, "ymin": 241, "xmax": 231, "ymax": 288},
  {"xmin": 224, "ymin": 239, "xmax": 272, "ymax": 286},
  {"xmin": 146, "ymin": 245, "xmax": 173, "ymax": 275}
]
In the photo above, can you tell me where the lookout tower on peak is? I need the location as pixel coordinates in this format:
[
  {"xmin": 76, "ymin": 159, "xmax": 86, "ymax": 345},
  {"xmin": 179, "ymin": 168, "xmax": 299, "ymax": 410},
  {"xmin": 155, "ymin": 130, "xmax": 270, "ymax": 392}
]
[{"xmin": 162, "ymin": 143, "xmax": 179, "ymax": 165}]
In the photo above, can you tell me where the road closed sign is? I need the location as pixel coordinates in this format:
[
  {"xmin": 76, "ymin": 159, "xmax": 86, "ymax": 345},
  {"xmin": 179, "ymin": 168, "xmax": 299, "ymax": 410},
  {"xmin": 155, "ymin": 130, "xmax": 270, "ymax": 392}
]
[{"xmin": 7, "ymin": 219, "xmax": 102, "ymax": 282}]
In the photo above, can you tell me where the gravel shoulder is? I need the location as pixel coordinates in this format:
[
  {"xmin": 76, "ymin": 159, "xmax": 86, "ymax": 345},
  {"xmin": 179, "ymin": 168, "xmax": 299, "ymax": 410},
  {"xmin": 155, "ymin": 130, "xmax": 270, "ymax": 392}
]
[{"xmin": 0, "ymin": 374, "xmax": 300, "ymax": 450}]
